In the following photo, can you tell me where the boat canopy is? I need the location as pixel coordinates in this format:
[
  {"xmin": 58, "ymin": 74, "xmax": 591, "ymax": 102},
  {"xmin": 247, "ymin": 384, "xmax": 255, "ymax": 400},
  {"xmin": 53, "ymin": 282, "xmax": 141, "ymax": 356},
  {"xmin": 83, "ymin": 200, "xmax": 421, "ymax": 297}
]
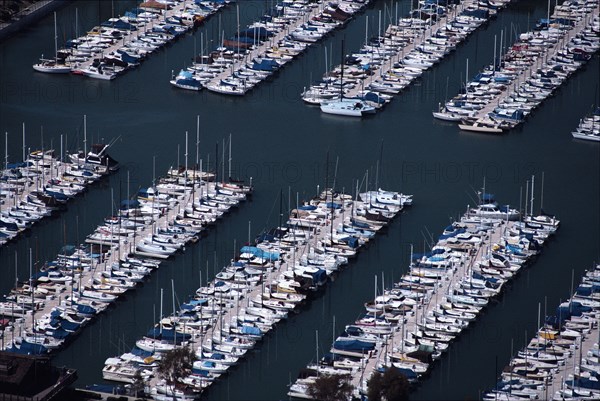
[
  {"xmin": 239, "ymin": 246, "xmax": 280, "ymax": 261},
  {"xmin": 240, "ymin": 326, "xmax": 261, "ymax": 336},
  {"xmin": 333, "ymin": 339, "xmax": 375, "ymax": 352}
]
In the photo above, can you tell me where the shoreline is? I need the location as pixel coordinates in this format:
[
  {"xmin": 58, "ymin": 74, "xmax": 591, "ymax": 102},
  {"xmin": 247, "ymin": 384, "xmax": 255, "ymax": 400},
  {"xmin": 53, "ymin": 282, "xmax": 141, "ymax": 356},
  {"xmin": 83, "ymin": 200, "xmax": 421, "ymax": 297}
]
[{"xmin": 0, "ymin": 0, "xmax": 72, "ymax": 42}]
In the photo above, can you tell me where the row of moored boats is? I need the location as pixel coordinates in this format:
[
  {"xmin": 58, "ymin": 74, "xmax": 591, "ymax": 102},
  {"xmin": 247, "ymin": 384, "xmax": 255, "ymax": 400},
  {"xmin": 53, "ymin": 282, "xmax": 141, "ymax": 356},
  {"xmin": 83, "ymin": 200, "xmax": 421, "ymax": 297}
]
[
  {"xmin": 33, "ymin": 0, "xmax": 232, "ymax": 80},
  {"xmin": 436, "ymin": 0, "xmax": 600, "ymax": 133},
  {"xmin": 170, "ymin": 0, "xmax": 372, "ymax": 94},
  {"xmin": 0, "ymin": 143, "xmax": 118, "ymax": 246},
  {"xmin": 483, "ymin": 263, "xmax": 600, "ymax": 401},
  {"xmin": 289, "ymin": 187, "xmax": 560, "ymax": 399},
  {"xmin": 94, "ymin": 187, "xmax": 412, "ymax": 400},
  {"xmin": 0, "ymin": 167, "xmax": 252, "ymax": 356},
  {"xmin": 303, "ymin": 0, "xmax": 514, "ymax": 117}
]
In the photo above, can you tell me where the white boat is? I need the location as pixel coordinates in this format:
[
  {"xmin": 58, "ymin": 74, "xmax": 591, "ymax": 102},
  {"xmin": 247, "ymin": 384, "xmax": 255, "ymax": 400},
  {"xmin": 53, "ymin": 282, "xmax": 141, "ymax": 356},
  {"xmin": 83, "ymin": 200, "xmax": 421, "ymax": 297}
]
[
  {"xmin": 135, "ymin": 337, "xmax": 178, "ymax": 353},
  {"xmin": 320, "ymin": 98, "xmax": 377, "ymax": 117},
  {"xmin": 572, "ymin": 130, "xmax": 600, "ymax": 142},
  {"xmin": 33, "ymin": 12, "xmax": 72, "ymax": 74},
  {"xmin": 33, "ymin": 59, "xmax": 72, "ymax": 74},
  {"xmin": 102, "ymin": 359, "xmax": 146, "ymax": 383},
  {"xmin": 458, "ymin": 121, "xmax": 503, "ymax": 133}
]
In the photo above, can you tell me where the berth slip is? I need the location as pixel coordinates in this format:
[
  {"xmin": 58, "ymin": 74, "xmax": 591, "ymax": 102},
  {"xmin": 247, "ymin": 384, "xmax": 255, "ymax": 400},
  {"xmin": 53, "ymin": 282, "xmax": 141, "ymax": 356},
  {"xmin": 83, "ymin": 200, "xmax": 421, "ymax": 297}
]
[
  {"xmin": 0, "ymin": 152, "xmax": 252, "ymax": 356},
  {"xmin": 1, "ymin": 118, "xmax": 118, "ymax": 247},
  {"xmin": 32, "ymin": 0, "xmax": 232, "ymax": 80},
  {"xmin": 436, "ymin": 0, "xmax": 600, "ymax": 133},
  {"xmin": 90, "ymin": 186, "xmax": 412, "ymax": 399},
  {"xmin": 171, "ymin": 0, "xmax": 373, "ymax": 95},
  {"xmin": 303, "ymin": 0, "xmax": 516, "ymax": 116},
  {"xmin": 482, "ymin": 263, "xmax": 600, "ymax": 401},
  {"xmin": 288, "ymin": 180, "xmax": 559, "ymax": 399}
]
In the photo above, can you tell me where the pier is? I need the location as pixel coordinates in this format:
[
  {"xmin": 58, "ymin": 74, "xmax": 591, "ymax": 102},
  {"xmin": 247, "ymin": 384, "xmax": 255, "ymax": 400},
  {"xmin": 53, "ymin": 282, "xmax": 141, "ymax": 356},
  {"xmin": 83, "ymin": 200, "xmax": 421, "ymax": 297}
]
[
  {"xmin": 343, "ymin": 0, "xmax": 477, "ymax": 100},
  {"xmin": 288, "ymin": 185, "xmax": 560, "ymax": 399},
  {"xmin": 467, "ymin": 3, "xmax": 600, "ymax": 124},
  {"xmin": 202, "ymin": 0, "xmax": 372, "ymax": 95},
  {"xmin": 482, "ymin": 264, "xmax": 600, "ymax": 400},
  {"xmin": 97, "ymin": 187, "xmax": 411, "ymax": 399},
  {"xmin": 0, "ymin": 145, "xmax": 116, "ymax": 247},
  {"xmin": 0, "ymin": 166, "xmax": 252, "ymax": 355}
]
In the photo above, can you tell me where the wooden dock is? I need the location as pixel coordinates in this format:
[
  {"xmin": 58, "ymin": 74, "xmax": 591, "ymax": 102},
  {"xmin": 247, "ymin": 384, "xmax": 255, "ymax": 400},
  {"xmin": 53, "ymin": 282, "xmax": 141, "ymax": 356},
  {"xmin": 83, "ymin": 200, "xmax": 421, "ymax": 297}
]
[{"xmin": 72, "ymin": 0, "xmax": 223, "ymax": 75}]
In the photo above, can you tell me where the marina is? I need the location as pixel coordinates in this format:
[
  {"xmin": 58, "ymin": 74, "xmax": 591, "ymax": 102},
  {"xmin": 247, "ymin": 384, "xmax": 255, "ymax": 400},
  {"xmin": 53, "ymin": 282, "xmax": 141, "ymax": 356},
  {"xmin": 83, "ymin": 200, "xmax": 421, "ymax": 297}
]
[
  {"xmin": 0, "ymin": 0, "xmax": 599, "ymax": 400},
  {"xmin": 482, "ymin": 263, "xmax": 600, "ymax": 401},
  {"xmin": 288, "ymin": 179, "xmax": 560, "ymax": 398},
  {"xmin": 90, "ymin": 183, "xmax": 412, "ymax": 399},
  {"xmin": 438, "ymin": 0, "xmax": 600, "ymax": 132},
  {"xmin": 171, "ymin": 0, "xmax": 373, "ymax": 95},
  {"xmin": 0, "ymin": 135, "xmax": 253, "ymax": 359},
  {"xmin": 33, "ymin": 0, "xmax": 232, "ymax": 80},
  {"xmin": 302, "ymin": 0, "xmax": 514, "ymax": 115}
]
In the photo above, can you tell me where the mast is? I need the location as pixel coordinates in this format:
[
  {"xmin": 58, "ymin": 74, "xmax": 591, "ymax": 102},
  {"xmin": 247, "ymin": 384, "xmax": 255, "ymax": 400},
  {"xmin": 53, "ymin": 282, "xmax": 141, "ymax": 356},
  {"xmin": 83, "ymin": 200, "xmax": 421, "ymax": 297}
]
[
  {"xmin": 340, "ymin": 39, "xmax": 344, "ymax": 100},
  {"xmin": 185, "ymin": 131, "xmax": 188, "ymax": 187},
  {"xmin": 83, "ymin": 114, "xmax": 87, "ymax": 158},
  {"xmin": 196, "ymin": 115, "xmax": 200, "ymax": 169},
  {"xmin": 4, "ymin": 132, "xmax": 7, "ymax": 171},
  {"xmin": 22, "ymin": 123, "xmax": 25, "ymax": 162},
  {"xmin": 54, "ymin": 12, "xmax": 58, "ymax": 61},
  {"xmin": 160, "ymin": 288, "xmax": 163, "ymax": 334},
  {"xmin": 530, "ymin": 175, "xmax": 535, "ymax": 218},
  {"xmin": 465, "ymin": 58, "xmax": 469, "ymax": 92},
  {"xmin": 228, "ymin": 133, "xmax": 232, "ymax": 181},
  {"xmin": 493, "ymin": 35, "xmax": 497, "ymax": 73}
]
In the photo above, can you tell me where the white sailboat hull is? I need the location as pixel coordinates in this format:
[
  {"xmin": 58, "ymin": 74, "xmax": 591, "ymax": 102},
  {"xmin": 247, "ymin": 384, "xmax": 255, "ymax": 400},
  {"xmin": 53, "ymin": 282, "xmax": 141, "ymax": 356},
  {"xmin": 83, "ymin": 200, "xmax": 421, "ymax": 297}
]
[{"xmin": 33, "ymin": 64, "xmax": 72, "ymax": 74}]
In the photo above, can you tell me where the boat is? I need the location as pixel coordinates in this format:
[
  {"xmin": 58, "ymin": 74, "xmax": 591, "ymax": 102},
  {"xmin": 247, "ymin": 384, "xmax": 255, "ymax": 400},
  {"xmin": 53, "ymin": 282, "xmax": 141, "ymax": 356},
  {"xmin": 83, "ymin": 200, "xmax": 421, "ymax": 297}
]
[
  {"xmin": 320, "ymin": 40, "xmax": 376, "ymax": 117},
  {"xmin": 170, "ymin": 69, "xmax": 203, "ymax": 91},
  {"xmin": 33, "ymin": 12, "xmax": 72, "ymax": 74},
  {"xmin": 458, "ymin": 119, "xmax": 504, "ymax": 133},
  {"xmin": 320, "ymin": 98, "xmax": 377, "ymax": 117},
  {"xmin": 69, "ymin": 139, "xmax": 120, "ymax": 172}
]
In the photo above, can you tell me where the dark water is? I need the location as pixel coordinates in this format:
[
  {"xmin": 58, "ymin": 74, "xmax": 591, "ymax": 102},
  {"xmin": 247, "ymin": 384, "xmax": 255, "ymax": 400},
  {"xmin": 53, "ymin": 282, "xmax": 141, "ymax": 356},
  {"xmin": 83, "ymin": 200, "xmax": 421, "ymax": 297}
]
[{"xmin": 0, "ymin": 1, "xmax": 598, "ymax": 400}]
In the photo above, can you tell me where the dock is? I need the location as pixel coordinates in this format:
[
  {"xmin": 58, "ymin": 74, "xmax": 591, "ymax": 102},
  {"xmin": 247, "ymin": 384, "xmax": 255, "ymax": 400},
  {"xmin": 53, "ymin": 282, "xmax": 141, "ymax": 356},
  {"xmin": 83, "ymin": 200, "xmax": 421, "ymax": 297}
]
[
  {"xmin": 0, "ymin": 151, "xmax": 115, "ymax": 247},
  {"xmin": 0, "ymin": 170, "xmax": 252, "ymax": 355},
  {"xmin": 343, "ymin": 0, "xmax": 477, "ymax": 100},
  {"xmin": 62, "ymin": 0, "xmax": 225, "ymax": 80},
  {"xmin": 347, "ymin": 218, "xmax": 516, "ymax": 393},
  {"xmin": 468, "ymin": 4, "xmax": 600, "ymax": 123},
  {"xmin": 98, "ymin": 188, "xmax": 411, "ymax": 399},
  {"xmin": 288, "ymin": 188, "xmax": 560, "ymax": 399},
  {"xmin": 204, "ymin": 0, "xmax": 368, "ymax": 95}
]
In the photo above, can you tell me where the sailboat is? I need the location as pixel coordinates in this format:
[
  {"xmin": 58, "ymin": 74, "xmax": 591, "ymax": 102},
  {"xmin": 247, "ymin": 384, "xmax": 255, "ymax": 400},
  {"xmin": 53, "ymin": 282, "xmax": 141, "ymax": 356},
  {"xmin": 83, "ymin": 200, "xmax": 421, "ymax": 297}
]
[
  {"xmin": 33, "ymin": 12, "xmax": 72, "ymax": 74},
  {"xmin": 320, "ymin": 41, "xmax": 376, "ymax": 117}
]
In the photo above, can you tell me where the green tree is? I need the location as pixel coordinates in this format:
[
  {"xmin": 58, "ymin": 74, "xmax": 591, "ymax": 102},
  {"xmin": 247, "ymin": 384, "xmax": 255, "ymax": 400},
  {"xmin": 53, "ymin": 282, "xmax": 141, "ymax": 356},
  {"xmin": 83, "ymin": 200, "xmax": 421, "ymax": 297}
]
[
  {"xmin": 367, "ymin": 367, "xmax": 410, "ymax": 401},
  {"xmin": 157, "ymin": 345, "xmax": 196, "ymax": 386},
  {"xmin": 307, "ymin": 374, "xmax": 353, "ymax": 401},
  {"xmin": 131, "ymin": 370, "xmax": 146, "ymax": 398}
]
